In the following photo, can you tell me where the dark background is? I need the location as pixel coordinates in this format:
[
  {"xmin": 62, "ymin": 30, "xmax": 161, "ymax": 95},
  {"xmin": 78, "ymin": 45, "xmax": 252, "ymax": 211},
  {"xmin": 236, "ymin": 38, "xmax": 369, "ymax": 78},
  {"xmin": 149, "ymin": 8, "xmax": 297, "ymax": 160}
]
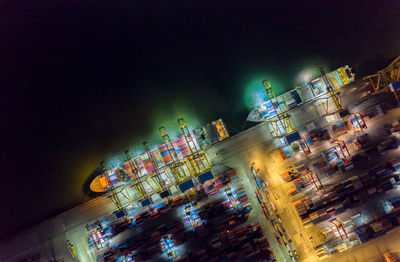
[{"xmin": 1, "ymin": 0, "xmax": 399, "ymax": 239}]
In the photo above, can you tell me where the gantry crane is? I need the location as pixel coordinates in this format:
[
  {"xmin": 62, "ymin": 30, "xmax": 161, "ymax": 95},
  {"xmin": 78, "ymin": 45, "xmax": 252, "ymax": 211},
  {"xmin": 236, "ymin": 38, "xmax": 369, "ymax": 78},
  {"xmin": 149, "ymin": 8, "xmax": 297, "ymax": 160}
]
[
  {"xmin": 262, "ymin": 79, "xmax": 311, "ymax": 154},
  {"xmin": 299, "ymin": 139, "xmax": 311, "ymax": 155},
  {"xmin": 100, "ymin": 161, "xmax": 124, "ymax": 210},
  {"xmin": 143, "ymin": 141, "xmax": 174, "ymax": 195},
  {"xmin": 124, "ymin": 150, "xmax": 148, "ymax": 202},
  {"xmin": 381, "ymin": 56, "xmax": 400, "ymax": 83},
  {"xmin": 363, "ymin": 56, "xmax": 400, "ymax": 100},
  {"xmin": 316, "ymin": 64, "xmax": 347, "ymax": 119},
  {"xmin": 262, "ymin": 79, "xmax": 297, "ymax": 139},
  {"xmin": 348, "ymin": 113, "xmax": 367, "ymax": 131},
  {"xmin": 333, "ymin": 140, "xmax": 350, "ymax": 160},
  {"xmin": 159, "ymin": 126, "xmax": 193, "ymax": 182},
  {"xmin": 329, "ymin": 218, "xmax": 348, "ymax": 240},
  {"xmin": 224, "ymin": 186, "xmax": 239, "ymax": 210},
  {"xmin": 177, "ymin": 117, "xmax": 211, "ymax": 175},
  {"xmin": 102, "ymin": 127, "xmax": 198, "ymax": 210},
  {"xmin": 101, "ymin": 159, "xmax": 142, "ymax": 210},
  {"xmin": 124, "ymin": 150, "xmax": 140, "ymax": 180},
  {"xmin": 309, "ymin": 171, "xmax": 324, "ymax": 190}
]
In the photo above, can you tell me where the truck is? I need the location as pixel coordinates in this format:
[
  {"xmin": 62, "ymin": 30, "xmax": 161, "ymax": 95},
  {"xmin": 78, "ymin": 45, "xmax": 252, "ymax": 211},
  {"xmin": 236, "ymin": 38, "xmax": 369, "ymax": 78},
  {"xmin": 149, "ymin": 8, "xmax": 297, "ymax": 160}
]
[
  {"xmin": 377, "ymin": 137, "xmax": 399, "ymax": 154},
  {"xmin": 392, "ymin": 120, "xmax": 400, "ymax": 132}
]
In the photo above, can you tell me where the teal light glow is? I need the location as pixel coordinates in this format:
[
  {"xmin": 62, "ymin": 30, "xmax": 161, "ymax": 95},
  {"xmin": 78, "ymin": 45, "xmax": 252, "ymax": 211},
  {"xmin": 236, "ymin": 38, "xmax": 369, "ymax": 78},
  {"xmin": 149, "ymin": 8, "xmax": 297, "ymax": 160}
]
[
  {"xmin": 292, "ymin": 59, "xmax": 331, "ymax": 86},
  {"xmin": 295, "ymin": 67, "xmax": 320, "ymax": 85},
  {"xmin": 243, "ymin": 75, "xmax": 287, "ymax": 110},
  {"xmin": 106, "ymin": 155, "xmax": 125, "ymax": 170}
]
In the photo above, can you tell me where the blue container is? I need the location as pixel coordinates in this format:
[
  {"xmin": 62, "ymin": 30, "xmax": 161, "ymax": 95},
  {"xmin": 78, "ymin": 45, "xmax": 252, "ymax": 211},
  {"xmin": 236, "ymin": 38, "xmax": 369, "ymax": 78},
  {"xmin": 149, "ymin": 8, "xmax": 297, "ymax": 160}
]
[
  {"xmin": 179, "ymin": 179, "xmax": 195, "ymax": 193},
  {"xmin": 141, "ymin": 199, "xmax": 152, "ymax": 207},
  {"xmin": 286, "ymin": 131, "xmax": 301, "ymax": 144},
  {"xmin": 255, "ymin": 177, "xmax": 263, "ymax": 189},
  {"xmin": 382, "ymin": 183, "xmax": 393, "ymax": 191},
  {"xmin": 392, "ymin": 80, "xmax": 400, "ymax": 91},
  {"xmin": 291, "ymin": 90, "xmax": 302, "ymax": 104},
  {"xmin": 198, "ymin": 171, "xmax": 213, "ymax": 184}
]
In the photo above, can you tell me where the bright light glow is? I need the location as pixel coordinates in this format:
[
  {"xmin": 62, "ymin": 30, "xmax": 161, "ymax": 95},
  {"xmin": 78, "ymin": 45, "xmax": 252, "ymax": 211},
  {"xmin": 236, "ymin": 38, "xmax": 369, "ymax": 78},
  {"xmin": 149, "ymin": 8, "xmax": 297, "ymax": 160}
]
[
  {"xmin": 181, "ymin": 204, "xmax": 204, "ymax": 231},
  {"xmin": 299, "ymin": 71, "xmax": 313, "ymax": 83},
  {"xmin": 160, "ymin": 234, "xmax": 176, "ymax": 259},
  {"xmin": 243, "ymin": 75, "xmax": 286, "ymax": 110}
]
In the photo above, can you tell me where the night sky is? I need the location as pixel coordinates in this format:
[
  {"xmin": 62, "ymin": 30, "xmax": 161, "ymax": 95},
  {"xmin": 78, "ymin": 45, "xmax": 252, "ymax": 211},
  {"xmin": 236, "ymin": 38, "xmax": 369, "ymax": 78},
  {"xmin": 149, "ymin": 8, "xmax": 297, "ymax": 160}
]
[{"xmin": 1, "ymin": 1, "xmax": 400, "ymax": 239}]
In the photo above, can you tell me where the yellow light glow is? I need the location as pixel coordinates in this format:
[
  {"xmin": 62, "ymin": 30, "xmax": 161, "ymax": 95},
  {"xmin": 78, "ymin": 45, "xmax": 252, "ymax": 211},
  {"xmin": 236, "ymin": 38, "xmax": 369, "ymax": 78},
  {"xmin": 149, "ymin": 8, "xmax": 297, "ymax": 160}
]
[{"xmin": 89, "ymin": 175, "xmax": 108, "ymax": 192}]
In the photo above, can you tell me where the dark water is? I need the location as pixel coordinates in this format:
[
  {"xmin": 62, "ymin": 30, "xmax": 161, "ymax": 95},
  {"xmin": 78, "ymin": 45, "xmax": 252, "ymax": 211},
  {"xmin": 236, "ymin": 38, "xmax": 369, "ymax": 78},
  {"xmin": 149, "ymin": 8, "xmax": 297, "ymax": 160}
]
[{"xmin": 1, "ymin": 1, "xmax": 400, "ymax": 238}]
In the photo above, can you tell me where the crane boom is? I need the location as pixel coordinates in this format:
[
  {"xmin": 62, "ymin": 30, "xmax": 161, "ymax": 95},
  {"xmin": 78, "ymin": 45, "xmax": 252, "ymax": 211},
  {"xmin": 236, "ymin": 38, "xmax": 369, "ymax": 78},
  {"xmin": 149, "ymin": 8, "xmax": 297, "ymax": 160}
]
[
  {"xmin": 100, "ymin": 161, "xmax": 123, "ymax": 210},
  {"xmin": 159, "ymin": 127, "xmax": 192, "ymax": 182},
  {"xmin": 316, "ymin": 64, "xmax": 344, "ymax": 114},
  {"xmin": 125, "ymin": 150, "xmax": 148, "ymax": 201},
  {"xmin": 177, "ymin": 117, "xmax": 211, "ymax": 174},
  {"xmin": 143, "ymin": 141, "xmax": 165, "ymax": 192}
]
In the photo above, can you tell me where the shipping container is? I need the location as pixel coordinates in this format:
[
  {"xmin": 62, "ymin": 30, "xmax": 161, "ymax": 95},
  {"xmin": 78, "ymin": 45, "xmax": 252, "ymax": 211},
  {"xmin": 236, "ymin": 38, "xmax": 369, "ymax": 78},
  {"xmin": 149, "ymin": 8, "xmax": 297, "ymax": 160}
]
[
  {"xmin": 175, "ymin": 136, "xmax": 190, "ymax": 158},
  {"xmin": 311, "ymin": 78, "xmax": 326, "ymax": 96},
  {"xmin": 158, "ymin": 144, "xmax": 173, "ymax": 164}
]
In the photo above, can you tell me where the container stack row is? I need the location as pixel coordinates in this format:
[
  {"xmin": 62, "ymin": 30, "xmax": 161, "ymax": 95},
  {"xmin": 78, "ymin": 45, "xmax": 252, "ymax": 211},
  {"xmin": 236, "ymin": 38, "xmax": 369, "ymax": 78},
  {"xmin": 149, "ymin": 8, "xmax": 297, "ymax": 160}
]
[
  {"xmin": 293, "ymin": 165, "xmax": 397, "ymax": 227},
  {"xmin": 354, "ymin": 212, "xmax": 400, "ymax": 245},
  {"xmin": 91, "ymin": 169, "xmax": 269, "ymax": 262},
  {"xmin": 176, "ymin": 223, "xmax": 276, "ymax": 262}
]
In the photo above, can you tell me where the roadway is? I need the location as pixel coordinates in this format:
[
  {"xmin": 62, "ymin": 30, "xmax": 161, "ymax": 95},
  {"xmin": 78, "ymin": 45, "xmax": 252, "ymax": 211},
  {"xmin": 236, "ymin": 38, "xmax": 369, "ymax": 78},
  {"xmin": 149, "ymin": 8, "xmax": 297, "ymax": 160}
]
[{"xmin": 206, "ymin": 121, "xmax": 294, "ymax": 262}]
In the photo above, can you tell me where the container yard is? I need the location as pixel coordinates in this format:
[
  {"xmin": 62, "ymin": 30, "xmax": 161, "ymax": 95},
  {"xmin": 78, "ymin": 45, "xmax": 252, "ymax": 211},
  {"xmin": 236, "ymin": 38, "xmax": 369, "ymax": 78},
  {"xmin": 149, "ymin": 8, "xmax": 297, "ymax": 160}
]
[
  {"xmin": 85, "ymin": 170, "xmax": 276, "ymax": 262},
  {"xmin": 256, "ymin": 63, "xmax": 400, "ymax": 261}
]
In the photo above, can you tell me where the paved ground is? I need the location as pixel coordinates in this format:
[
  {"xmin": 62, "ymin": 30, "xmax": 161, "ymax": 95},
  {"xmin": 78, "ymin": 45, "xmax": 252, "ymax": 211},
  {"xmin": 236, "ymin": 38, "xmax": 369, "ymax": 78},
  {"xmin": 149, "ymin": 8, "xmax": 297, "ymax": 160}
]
[
  {"xmin": 207, "ymin": 82, "xmax": 400, "ymax": 262},
  {"xmin": 206, "ymin": 123, "xmax": 293, "ymax": 262},
  {"xmin": 69, "ymin": 83, "xmax": 399, "ymax": 262},
  {"xmin": 324, "ymin": 227, "xmax": 400, "ymax": 262},
  {"xmin": 4, "ymin": 82, "xmax": 399, "ymax": 262}
]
